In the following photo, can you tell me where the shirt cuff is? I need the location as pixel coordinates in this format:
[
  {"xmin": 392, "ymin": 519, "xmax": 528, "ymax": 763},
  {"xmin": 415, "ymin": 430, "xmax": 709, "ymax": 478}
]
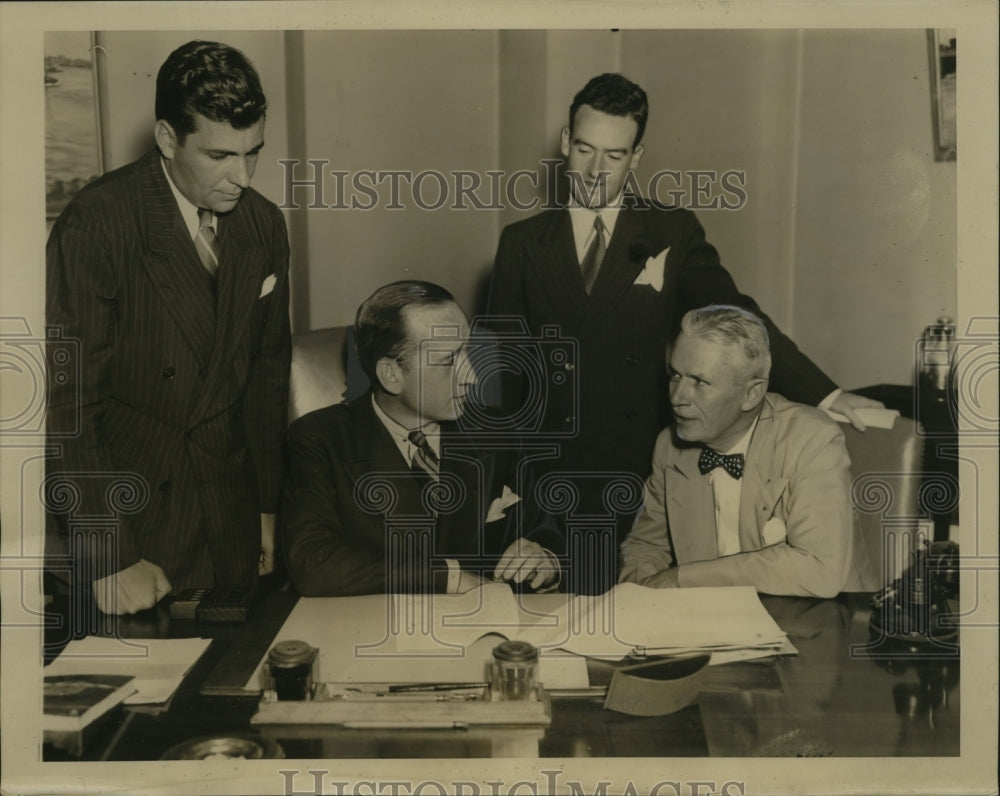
[
  {"xmin": 818, "ymin": 388, "xmax": 842, "ymax": 410},
  {"xmin": 445, "ymin": 559, "xmax": 461, "ymax": 594}
]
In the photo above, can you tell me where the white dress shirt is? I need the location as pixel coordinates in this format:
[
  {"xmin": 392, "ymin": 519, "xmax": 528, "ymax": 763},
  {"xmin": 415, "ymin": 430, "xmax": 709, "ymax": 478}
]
[
  {"xmin": 161, "ymin": 157, "xmax": 215, "ymax": 241},
  {"xmin": 708, "ymin": 415, "xmax": 760, "ymax": 558}
]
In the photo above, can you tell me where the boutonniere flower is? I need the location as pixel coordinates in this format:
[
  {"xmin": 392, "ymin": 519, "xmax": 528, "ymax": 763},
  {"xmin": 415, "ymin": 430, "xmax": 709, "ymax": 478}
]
[
  {"xmin": 485, "ymin": 485, "xmax": 521, "ymax": 523},
  {"xmin": 631, "ymin": 246, "xmax": 669, "ymax": 292}
]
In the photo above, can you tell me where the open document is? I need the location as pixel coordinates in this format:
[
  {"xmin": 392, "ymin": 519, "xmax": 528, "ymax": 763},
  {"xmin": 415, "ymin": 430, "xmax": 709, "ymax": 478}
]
[{"xmin": 245, "ymin": 583, "xmax": 793, "ymax": 691}]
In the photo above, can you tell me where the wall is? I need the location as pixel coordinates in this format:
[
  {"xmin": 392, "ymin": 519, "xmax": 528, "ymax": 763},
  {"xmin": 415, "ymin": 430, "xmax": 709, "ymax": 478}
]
[
  {"xmin": 793, "ymin": 29, "xmax": 957, "ymax": 388},
  {"xmin": 92, "ymin": 29, "xmax": 956, "ymax": 388},
  {"xmin": 292, "ymin": 30, "xmax": 501, "ymax": 331}
]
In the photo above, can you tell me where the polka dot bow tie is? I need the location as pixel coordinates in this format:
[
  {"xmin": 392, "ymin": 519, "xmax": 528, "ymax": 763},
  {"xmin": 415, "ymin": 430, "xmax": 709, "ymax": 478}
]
[{"xmin": 697, "ymin": 447, "xmax": 745, "ymax": 479}]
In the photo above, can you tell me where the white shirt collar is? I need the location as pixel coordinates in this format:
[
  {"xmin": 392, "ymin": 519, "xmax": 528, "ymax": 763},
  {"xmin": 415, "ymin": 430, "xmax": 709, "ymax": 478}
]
[
  {"xmin": 567, "ymin": 192, "xmax": 624, "ymax": 262},
  {"xmin": 160, "ymin": 156, "xmax": 213, "ymax": 241},
  {"xmin": 370, "ymin": 394, "xmax": 440, "ymax": 464}
]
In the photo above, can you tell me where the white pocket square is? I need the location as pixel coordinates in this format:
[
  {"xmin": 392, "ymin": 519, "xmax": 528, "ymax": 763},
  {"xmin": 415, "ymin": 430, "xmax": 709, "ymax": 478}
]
[
  {"xmin": 761, "ymin": 516, "xmax": 788, "ymax": 547},
  {"xmin": 259, "ymin": 273, "xmax": 277, "ymax": 298},
  {"xmin": 632, "ymin": 247, "xmax": 669, "ymax": 292},
  {"xmin": 485, "ymin": 485, "xmax": 521, "ymax": 523}
]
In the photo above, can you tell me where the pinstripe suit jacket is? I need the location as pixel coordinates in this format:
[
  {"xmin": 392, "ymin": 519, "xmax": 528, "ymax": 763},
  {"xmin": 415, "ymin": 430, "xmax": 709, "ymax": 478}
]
[{"xmin": 46, "ymin": 149, "xmax": 291, "ymax": 591}]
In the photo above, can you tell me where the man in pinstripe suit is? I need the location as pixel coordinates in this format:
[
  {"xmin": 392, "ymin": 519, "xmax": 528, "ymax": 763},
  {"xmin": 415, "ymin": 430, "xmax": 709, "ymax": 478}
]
[{"xmin": 46, "ymin": 41, "xmax": 290, "ymax": 615}]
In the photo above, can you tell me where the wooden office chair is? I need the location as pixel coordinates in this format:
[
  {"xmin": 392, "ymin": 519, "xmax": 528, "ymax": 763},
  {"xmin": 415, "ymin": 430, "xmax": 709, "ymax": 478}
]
[{"xmin": 840, "ymin": 415, "xmax": 929, "ymax": 591}]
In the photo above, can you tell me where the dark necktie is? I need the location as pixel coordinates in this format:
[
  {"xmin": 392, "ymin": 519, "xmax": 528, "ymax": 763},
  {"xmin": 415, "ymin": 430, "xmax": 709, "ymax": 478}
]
[
  {"xmin": 579, "ymin": 213, "xmax": 607, "ymax": 294},
  {"xmin": 698, "ymin": 447, "xmax": 745, "ymax": 479},
  {"xmin": 195, "ymin": 208, "xmax": 220, "ymax": 277},
  {"xmin": 408, "ymin": 428, "xmax": 440, "ymax": 478}
]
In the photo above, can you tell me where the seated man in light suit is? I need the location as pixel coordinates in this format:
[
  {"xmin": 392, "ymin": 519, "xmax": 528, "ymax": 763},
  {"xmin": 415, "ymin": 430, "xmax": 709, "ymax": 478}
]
[
  {"xmin": 282, "ymin": 280, "xmax": 561, "ymax": 596},
  {"xmin": 619, "ymin": 305, "xmax": 856, "ymax": 598}
]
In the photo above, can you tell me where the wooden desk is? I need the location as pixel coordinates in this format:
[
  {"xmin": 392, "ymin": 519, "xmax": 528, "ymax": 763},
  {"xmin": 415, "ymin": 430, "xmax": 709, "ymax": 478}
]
[{"xmin": 43, "ymin": 588, "xmax": 959, "ymax": 760}]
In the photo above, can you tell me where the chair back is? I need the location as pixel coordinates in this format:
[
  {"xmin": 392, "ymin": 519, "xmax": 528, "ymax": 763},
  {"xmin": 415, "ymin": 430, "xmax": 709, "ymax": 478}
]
[
  {"xmin": 288, "ymin": 326, "xmax": 370, "ymax": 423},
  {"xmin": 841, "ymin": 415, "xmax": 929, "ymax": 591}
]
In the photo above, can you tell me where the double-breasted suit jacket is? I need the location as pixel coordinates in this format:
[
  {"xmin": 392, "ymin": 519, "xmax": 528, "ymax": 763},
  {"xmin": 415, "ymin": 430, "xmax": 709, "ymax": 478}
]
[
  {"xmin": 486, "ymin": 198, "xmax": 837, "ymax": 485},
  {"xmin": 46, "ymin": 149, "xmax": 291, "ymax": 591},
  {"xmin": 281, "ymin": 394, "xmax": 562, "ymax": 596}
]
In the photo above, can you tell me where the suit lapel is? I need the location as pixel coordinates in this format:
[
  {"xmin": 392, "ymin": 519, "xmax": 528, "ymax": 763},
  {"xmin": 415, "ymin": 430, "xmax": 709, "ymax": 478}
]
[
  {"xmin": 525, "ymin": 210, "xmax": 589, "ymax": 333},
  {"xmin": 739, "ymin": 397, "xmax": 780, "ymax": 550},
  {"xmin": 140, "ymin": 152, "xmax": 216, "ymax": 371},
  {"xmin": 581, "ymin": 200, "xmax": 650, "ymax": 324},
  {"xmin": 438, "ymin": 426, "xmax": 485, "ymax": 555},
  {"xmin": 664, "ymin": 439, "xmax": 719, "ymax": 563},
  {"xmin": 351, "ymin": 396, "xmax": 428, "ymax": 518}
]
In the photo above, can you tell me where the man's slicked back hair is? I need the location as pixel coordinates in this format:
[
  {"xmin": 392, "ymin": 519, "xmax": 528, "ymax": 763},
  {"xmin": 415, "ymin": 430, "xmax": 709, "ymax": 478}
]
[
  {"xmin": 680, "ymin": 305, "xmax": 772, "ymax": 381},
  {"xmin": 155, "ymin": 40, "xmax": 267, "ymax": 144},
  {"xmin": 569, "ymin": 73, "xmax": 649, "ymax": 147},
  {"xmin": 354, "ymin": 281, "xmax": 456, "ymax": 388}
]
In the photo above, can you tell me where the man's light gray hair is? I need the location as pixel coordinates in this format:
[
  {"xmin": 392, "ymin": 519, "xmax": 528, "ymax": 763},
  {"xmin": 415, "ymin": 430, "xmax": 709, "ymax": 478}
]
[{"xmin": 680, "ymin": 305, "xmax": 772, "ymax": 381}]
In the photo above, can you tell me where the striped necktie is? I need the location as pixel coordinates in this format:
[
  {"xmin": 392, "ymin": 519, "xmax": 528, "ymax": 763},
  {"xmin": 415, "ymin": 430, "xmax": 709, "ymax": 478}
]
[
  {"xmin": 195, "ymin": 208, "xmax": 220, "ymax": 277},
  {"xmin": 580, "ymin": 213, "xmax": 607, "ymax": 294},
  {"xmin": 408, "ymin": 428, "xmax": 440, "ymax": 478}
]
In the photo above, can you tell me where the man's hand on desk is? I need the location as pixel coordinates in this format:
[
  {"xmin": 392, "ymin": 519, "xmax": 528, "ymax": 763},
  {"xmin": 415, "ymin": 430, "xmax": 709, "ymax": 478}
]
[
  {"xmin": 494, "ymin": 538, "xmax": 560, "ymax": 590},
  {"xmin": 640, "ymin": 567, "xmax": 680, "ymax": 589},
  {"xmin": 829, "ymin": 391, "xmax": 885, "ymax": 432},
  {"xmin": 259, "ymin": 513, "xmax": 276, "ymax": 576},
  {"xmin": 93, "ymin": 558, "xmax": 172, "ymax": 615}
]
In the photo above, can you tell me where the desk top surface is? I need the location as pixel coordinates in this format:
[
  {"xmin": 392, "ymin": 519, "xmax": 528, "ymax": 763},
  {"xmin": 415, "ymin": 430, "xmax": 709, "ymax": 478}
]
[{"xmin": 43, "ymin": 588, "xmax": 960, "ymax": 760}]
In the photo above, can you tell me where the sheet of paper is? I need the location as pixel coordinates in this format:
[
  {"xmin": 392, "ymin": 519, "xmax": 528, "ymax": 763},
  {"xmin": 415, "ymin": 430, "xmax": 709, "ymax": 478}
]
[
  {"xmin": 44, "ymin": 637, "xmax": 211, "ymax": 704},
  {"xmin": 823, "ymin": 406, "xmax": 900, "ymax": 429}
]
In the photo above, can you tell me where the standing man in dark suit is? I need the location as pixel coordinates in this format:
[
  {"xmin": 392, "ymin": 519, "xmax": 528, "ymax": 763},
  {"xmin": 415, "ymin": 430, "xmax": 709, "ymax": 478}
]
[
  {"xmin": 486, "ymin": 73, "xmax": 880, "ymax": 592},
  {"xmin": 281, "ymin": 281, "xmax": 561, "ymax": 597},
  {"xmin": 47, "ymin": 41, "xmax": 290, "ymax": 614}
]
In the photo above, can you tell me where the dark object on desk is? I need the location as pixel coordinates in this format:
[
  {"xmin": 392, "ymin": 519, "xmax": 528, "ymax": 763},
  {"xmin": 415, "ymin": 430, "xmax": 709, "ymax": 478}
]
[
  {"xmin": 267, "ymin": 639, "xmax": 318, "ymax": 701},
  {"xmin": 491, "ymin": 640, "xmax": 539, "ymax": 701},
  {"xmin": 870, "ymin": 540, "xmax": 959, "ymax": 643},
  {"xmin": 160, "ymin": 732, "xmax": 284, "ymax": 760},
  {"xmin": 168, "ymin": 587, "xmax": 210, "ymax": 620},
  {"xmin": 604, "ymin": 653, "xmax": 710, "ymax": 717},
  {"xmin": 196, "ymin": 584, "xmax": 261, "ymax": 623},
  {"xmin": 43, "ymin": 673, "xmax": 137, "ymax": 756}
]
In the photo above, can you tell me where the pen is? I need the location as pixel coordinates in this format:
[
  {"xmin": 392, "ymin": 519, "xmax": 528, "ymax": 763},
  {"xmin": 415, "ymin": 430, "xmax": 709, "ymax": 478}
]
[
  {"xmin": 341, "ymin": 720, "xmax": 469, "ymax": 730},
  {"xmin": 387, "ymin": 682, "xmax": 489, "ymax": 693}
]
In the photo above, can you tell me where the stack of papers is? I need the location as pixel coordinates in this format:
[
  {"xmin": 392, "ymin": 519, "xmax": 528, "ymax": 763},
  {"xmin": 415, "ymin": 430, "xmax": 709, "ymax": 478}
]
[
  {"xmin": 245, "ymin": 583, "xmax": 793, "ymax": 692},
  {"xmin": 44, "ymin": 637, "xmax": 212, "ymax": 704}
]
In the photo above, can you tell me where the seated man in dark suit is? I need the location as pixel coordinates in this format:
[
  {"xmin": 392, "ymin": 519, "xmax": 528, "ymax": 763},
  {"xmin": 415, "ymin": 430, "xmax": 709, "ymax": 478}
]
[
  {"xmin": 281, "ymin": 280, "xmax": 561, "ymax": 596},
  {"xmin": 619, "ymin": 305, "xmax": 862, "ymax": 598}
]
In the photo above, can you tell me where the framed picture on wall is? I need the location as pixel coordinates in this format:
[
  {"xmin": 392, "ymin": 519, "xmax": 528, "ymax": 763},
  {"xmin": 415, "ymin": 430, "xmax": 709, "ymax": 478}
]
[
  {"xmin": 45, "ymin": 31, "xmax": 104, "ymax": 218},
  {"xmin": 929, "ymin": 28, "xmax": 956, "ymax": 161}
]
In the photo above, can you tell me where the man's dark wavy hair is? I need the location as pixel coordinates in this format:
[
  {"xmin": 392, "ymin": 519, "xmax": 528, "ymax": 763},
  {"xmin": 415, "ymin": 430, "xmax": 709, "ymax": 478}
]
[
  {"xmin": 155, "ymin": 40, "xmax": 267, "ymax": 143},
  {"xmin": 569, "ymin": 73, "xmax": 649, "ymax": 147},
  {"xmin": 355, "ymin": 281, "xmax": 456, "ymax": 388}
]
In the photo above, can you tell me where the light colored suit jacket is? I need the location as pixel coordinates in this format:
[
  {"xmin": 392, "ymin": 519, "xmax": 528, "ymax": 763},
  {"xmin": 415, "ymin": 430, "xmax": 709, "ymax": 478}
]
[{"xmin": 619, "ymin": 394, "xmax": 860, "ymax": 598}]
